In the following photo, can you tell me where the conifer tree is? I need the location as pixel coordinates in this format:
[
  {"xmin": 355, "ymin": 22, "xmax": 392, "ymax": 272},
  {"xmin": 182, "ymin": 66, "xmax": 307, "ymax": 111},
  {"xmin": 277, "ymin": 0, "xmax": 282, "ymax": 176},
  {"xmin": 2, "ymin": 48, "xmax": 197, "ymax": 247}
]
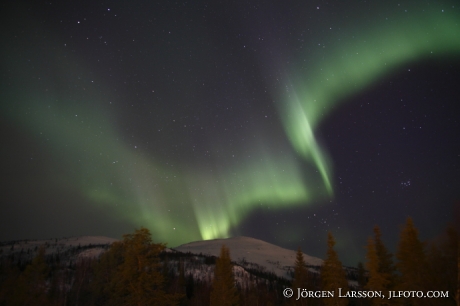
[
  {"xmin": 210, "ymin": 244, "xmax": 239, "ymax": 306},
  {"xmin": 373, "ymin": 226, "xmax": 396, "ymax": 290},
  {"xmin": 15, "ymin": 246, "xmax": 50, "ymax": 305},
  {"xmin": 291, "ymin": 247, "xmax": 309, "ymax": 305},
  {"xmin": 99, "ymin": 227, "xmax": 181, "ymax": 306},
  {"xmin": 365, "ymin": 238, "xmax": 390, "ymax": 305},
  {"xmin": 91, "ymin": 239, "xmax": 124, "ymax": 305},
  {"xmin": 396, "ymin": 218, "xmax": 426, "ymax": 300},
  {"xmin": 321, "ymin": 232, "xmax": 348, "ymax": 306},
  {"xmin": 364, "ymin": 226, "xmax": 397, "ymax": 305},
  {"xmin": 426, "ymin": 226, "xmax": 458, "ymax": 306}
]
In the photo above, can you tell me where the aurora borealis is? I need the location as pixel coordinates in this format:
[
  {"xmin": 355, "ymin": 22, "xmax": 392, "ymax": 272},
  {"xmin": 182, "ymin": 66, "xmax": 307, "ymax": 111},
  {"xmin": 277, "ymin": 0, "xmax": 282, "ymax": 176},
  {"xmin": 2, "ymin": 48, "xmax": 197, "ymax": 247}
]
[{"xmin": 1, "ymin": 0, "xmax": 459, "ymax": 265}]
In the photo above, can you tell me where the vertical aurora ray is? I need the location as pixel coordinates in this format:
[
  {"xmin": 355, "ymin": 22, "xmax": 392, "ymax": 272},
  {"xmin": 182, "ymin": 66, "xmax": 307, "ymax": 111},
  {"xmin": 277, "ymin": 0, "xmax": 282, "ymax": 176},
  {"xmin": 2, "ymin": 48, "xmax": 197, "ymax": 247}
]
[
  {"xmin": 280, "ymin": 89, "xmax": 333, "ymax": 195},
  {"xmin": 186, "ymin": 151, "xmax": 316, "ymax": 240},
  {"xmin": 278, "ymin": 7, "xmax": 460, "ymax": 186}
]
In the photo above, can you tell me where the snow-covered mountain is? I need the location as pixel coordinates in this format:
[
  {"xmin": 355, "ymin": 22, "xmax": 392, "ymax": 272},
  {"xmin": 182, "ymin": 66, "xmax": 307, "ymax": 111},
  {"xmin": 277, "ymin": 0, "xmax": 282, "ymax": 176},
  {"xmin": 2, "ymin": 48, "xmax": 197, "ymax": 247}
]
[
  {"xmin": 1, "ymin": 235, "xmax": 322, "ymax": 279},
  {"xmin": 1, "ymin": 235, "xmax": 360, "ymax": 288},
  {"xmin": 2, "ymin": 236, "xmax": 118, "ymax": 252},
  {"xmin": 0, "ymin": 236, "xmax": 118, "ymax": 263},
  {"xmin": 173, "ymin": 236, "xmax": 323, "ymax": 279}
]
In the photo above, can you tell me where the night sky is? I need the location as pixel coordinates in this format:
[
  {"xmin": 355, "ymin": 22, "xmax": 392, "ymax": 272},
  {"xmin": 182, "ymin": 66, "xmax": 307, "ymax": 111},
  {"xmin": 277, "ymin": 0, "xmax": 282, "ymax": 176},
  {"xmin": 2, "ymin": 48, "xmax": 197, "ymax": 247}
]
[{"xmin": 1, "ymin": 0, "xmax": 459, "ymax": 266}]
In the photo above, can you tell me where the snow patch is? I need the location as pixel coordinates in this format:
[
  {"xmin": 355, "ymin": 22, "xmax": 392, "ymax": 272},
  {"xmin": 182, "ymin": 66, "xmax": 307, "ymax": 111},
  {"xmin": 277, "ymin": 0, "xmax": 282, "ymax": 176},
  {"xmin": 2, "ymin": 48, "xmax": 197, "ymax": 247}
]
[{"xmin": 173, "ymin": 236, "xmax": 323, "ymax": 279}]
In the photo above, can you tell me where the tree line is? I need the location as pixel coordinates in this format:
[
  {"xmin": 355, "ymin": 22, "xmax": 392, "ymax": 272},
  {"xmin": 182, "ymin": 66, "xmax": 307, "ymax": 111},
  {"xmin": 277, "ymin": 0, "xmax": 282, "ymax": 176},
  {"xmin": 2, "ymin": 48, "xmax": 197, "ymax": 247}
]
[
  {"xmin": 0, "ymin": 217, "xmax": 458, "ymax": 305},
  {"xmin": 291, "ymin": 217, "xmax": 458, "ymax": 306}
]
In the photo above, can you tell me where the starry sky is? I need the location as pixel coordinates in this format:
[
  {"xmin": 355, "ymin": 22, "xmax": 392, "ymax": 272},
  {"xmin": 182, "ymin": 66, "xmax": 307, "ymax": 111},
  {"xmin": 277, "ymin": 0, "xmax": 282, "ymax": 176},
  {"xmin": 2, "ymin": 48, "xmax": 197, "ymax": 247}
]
[{"xmin": 1, "ymin": 0, "xmax": 459, "ymax": 266}]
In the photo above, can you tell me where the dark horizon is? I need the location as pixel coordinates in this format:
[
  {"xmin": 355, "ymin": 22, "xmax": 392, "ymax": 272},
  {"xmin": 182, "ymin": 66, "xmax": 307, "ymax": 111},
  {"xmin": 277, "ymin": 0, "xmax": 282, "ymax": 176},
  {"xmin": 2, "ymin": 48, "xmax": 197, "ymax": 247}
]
[{"xmin": 1, "ymin": 0, "xmax": 460, "ymax": 266}]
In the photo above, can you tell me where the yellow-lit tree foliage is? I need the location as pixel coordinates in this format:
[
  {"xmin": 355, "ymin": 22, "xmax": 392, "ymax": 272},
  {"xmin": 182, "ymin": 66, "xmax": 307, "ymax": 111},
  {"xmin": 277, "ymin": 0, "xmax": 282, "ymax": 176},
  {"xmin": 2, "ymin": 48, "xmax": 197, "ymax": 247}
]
[
  {"xmin": 210, "ymin": 244, "xmax": 239, "ymax": 306},
  {"xmin": 291, "ymin": 247, "xmax": 309, "ymax": 305},
  {"xmin": 321, "ymin": 232, "xmax": 348, "ymax": 306},
  {"xmin": 101, "ymin": 227, "xmax": 181, "ymax": 306}
]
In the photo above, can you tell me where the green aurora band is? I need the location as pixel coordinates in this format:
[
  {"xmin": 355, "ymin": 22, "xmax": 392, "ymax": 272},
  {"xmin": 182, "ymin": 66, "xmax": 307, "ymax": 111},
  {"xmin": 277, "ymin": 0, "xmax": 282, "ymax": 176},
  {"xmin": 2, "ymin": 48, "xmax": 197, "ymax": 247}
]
[
  {"xmin": 2, "ymin": 3, "xmax": 460, "ymax": 245},
  {"xmin": 278, "ymin": 6, "xmax": 460, "ymax": 198}
]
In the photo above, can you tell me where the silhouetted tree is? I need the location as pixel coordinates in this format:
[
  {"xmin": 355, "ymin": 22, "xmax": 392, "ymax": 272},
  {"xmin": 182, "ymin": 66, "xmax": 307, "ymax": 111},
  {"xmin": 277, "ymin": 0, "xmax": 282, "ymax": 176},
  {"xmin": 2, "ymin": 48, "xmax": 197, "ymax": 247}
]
[
  {"xmin": 396, "ymin": 217, "xmax": 426, "ymax": 305},
  {"xmin": 15, "ymin": 246, "xmax": 50, "ymax": 305},
  {"xmin": 210, "ymin": 245, "xmax": 239, "ymax": 306},
  {"xmin": 321, "ymin": 232, "xmax": 348, "ymax": 306},
  {"xmin": 365, "ymin": 237, "xmax": 390, "ymax": 305},
  {"xmin": 91, "ymin": 239, "xmax": 124, "ymax": 305},
  {"xmin": 426, "ymin": 226, "xmax": 458, "ymax": 306},
  {"xmin": 291, "ymin": 247, "xmax": 309, "ymax": 305},
  {"xmin": 93, "ymin": 227, "xmax": 181, "ymax": 306},
  {"xmin": 373, "ymin": 226, "xmax": 396, "ymax": 291}
]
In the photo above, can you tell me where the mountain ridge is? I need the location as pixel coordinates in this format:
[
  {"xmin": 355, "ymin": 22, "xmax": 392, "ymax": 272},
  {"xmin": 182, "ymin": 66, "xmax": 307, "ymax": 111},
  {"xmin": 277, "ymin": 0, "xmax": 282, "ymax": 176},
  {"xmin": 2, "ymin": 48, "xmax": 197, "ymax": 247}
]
[
  {"xmin": 1, "ymin": 235, "xmax": 323, "ymax": 280},
  {"xmin": 172, "ymin": 235, "xmax": 323, "ymax": 279}
]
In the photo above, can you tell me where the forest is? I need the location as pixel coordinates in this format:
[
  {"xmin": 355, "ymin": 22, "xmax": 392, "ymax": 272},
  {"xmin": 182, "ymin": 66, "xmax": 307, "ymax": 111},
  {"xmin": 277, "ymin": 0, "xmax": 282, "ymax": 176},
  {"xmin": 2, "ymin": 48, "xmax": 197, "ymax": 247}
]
[{"xmin": 0, "ymin": 217, "xmax": 458, "ymax": 306}]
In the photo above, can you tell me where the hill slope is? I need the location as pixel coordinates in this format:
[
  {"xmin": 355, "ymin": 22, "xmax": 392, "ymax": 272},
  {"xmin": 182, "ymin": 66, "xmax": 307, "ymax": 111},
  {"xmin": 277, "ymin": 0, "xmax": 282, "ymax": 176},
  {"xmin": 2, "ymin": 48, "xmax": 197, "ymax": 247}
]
[{"xmin": 173, "ymin": 236, "xmax": 323, "ymax": 279}]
